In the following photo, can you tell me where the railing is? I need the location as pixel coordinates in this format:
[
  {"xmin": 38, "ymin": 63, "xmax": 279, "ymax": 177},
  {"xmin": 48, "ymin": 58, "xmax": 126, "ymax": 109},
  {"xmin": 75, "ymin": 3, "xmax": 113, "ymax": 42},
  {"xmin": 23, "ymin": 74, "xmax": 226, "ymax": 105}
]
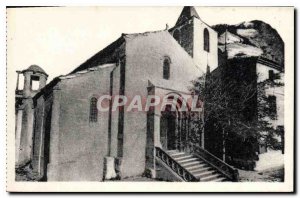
[
  {"xmin": 191, "ymin": 145, "xmax": 239, "ymax": 181},
  {"xmin": 155, "ymin": 147, "xmax": 198, "ymax": 182}
]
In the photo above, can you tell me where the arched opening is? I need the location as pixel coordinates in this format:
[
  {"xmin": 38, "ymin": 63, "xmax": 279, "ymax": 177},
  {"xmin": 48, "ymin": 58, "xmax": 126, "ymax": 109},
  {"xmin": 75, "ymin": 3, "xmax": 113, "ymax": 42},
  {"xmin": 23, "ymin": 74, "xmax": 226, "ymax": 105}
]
[
  {"xmin": 173, "ymin": 29, "xmax": 181, "ymax": 44},
  {"xmin": 160, "ymin": 95, "xmax": 191, "ymax": 151},
  {"xmin": 89, "ymin": 97, "xmax": 98, "ymax": 122},
  {"xmin": 204, "ymin": 28, "xmax": 210, "ymax": 52},
  {"xmin": 163, "ymin": 57, "xmax": 171, "ymax": 80},
  {"xmin": 160, "ymin": 104, "xmax": 177, "ymax": 150}
]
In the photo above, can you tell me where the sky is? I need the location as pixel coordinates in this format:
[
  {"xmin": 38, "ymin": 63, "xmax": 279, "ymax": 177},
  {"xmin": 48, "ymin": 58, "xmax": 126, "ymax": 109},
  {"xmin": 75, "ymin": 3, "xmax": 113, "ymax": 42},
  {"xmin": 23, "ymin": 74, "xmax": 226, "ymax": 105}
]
[{"xmin": 7, "ymin": 6, "xmax": 292, "ymax": 88}]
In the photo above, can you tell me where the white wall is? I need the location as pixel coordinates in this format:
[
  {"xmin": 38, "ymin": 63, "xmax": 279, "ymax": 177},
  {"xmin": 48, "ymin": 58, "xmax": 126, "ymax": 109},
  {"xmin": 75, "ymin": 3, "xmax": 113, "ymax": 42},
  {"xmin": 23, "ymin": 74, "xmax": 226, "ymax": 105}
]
[
  {"xmin": 257, "ymin": 63, "xmax": 284, "ymax": 128},
  {"xmin": 257, "ymin": 63, "xmax": 280, "ymax": 83},
  {"xmin": 193, "ymin": 18, "xmax": 218, "ymax": 73},
  {"xmin": 121, "ymin": 31, "xmax": 203, "ymax": 178}
]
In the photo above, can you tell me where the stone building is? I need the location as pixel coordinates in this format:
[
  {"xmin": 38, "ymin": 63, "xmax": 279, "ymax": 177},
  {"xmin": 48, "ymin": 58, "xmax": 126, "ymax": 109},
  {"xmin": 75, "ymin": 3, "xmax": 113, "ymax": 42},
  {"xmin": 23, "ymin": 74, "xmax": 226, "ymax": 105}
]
[{"xmin": 15, "ymin": 7, "xmax": 243, "ymax": 182}]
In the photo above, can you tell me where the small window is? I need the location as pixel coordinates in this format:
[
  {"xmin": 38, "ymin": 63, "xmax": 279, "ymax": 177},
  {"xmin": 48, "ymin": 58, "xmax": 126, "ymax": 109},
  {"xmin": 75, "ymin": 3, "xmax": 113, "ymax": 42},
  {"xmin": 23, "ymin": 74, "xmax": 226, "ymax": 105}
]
[
  {"xmin": 173, "ymin": 29, "xmax": 181, "ymax": 44},
  {"xmin": 30, "ymin": 75, "xmax": 40, "ymax": 91},
  {"xmin": 163, "ymin": 57, "xmax": 171, "ymax": 80},
  {"xmin": 89, "ymin": 97, "xmax": 98, "ymax": 122},
  {"xmin": 204, "ymin": 28, "xmax": 210, "ymax": 52},
  {"xmin": 269, "ymin": 70, "xmax": 274, "ymax": 81}
]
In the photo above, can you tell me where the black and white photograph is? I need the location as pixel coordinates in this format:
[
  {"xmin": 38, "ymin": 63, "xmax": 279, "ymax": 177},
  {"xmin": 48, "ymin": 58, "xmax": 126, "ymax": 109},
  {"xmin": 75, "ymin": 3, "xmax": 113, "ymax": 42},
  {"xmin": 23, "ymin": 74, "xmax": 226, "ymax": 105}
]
[{"xmin": 5, "ymin": 5, "xmax": 294, "ymax": 192}]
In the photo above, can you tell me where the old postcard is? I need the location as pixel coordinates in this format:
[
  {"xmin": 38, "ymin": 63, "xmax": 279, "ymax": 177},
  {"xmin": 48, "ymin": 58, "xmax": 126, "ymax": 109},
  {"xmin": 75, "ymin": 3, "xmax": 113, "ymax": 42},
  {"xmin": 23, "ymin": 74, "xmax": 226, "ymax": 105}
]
[{"xmin": 6, "ymin": 6, "xmax": 294, "ymax": 192}]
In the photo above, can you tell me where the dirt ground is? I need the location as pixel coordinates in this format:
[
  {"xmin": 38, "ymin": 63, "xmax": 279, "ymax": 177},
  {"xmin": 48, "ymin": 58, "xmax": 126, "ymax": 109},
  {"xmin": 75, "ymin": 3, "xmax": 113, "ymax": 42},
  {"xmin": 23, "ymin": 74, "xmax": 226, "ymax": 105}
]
[
  {"xmin": 116, "ymin": 168, "xmax": 285, "ymax": 182},
  {"xmin": 110, "ymin": 176, "xmax": 159, "ymax": 182},
  {"xmin": 16, "ymin": 166, "xmax": 284, "ymax": 182},
  {"xmin": 239, "ymin": 167, "xmax": 284, "ymax": 182},
  {"xmin": 15, "ymin": 164, "xmax": 42, "ymax": 181}
]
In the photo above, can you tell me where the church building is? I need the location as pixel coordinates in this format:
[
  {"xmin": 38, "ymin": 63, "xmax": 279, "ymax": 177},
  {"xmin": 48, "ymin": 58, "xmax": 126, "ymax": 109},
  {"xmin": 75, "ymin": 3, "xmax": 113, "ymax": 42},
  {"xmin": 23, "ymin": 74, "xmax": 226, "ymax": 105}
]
[{"xmin": 15, "ymin": 7, "xmax": 240, "ymax": 182}]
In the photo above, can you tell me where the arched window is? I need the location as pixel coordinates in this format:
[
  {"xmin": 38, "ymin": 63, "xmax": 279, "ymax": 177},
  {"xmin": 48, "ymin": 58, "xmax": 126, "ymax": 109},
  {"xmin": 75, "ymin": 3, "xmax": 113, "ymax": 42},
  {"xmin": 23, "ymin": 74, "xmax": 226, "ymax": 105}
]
[
  {"xmin": 204, "ymin": 28, "xmax": 210, "ymax": 52},
  {"xmin": 163, "ymin": 57, "xmax": 171, "ymax": 80},
  {"xmin": 173, "ymin": 29, "xmax": 181, "ymax": 44},
  {"xmin": 89, "ymin": 97, "xmax": 98, "ymax": 122}
]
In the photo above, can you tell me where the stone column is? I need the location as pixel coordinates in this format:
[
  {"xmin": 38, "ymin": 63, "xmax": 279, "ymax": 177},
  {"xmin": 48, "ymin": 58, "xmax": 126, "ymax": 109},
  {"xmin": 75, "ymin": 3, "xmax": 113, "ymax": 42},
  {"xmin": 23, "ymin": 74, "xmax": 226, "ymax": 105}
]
[
  {"xmin": 23, "ymin": 72, "xmax": 32, "ymax": 98},
  {"xmin": 47, "ymin": 88, "xmax": 61, "ymax": 181},
  {"xmin": 31, "ymin": 98, "xmax": 45, "ymax": 177},
  {"xmin": 177, "ymin": 114, "xmax": 182, "ymax": 151},
  {"xmin": 186, "ymin": 114, "xmax": 191, "ymax": 152},
  {"xmin": 145, "ymin": 111, "xmax": 155, "ymax": 178},
  {"xmin": 16, "ymin": 72, "xmax": 20, "ymax": 91},
  {"xmin": 26, "ymin": 102, "xmax": 34, "ymax": 160},
  {"xmin": 184, "ymin": 114, "xmax": 189, "ymax": 151},
  {"xmin": 18, "ymin": 99, "xmax": 34, "ymax": 166},
  {"xmin": 183, "ymin": 114, "xmax": 187, "ymax": 150},
  {"xmin": 145, "ymin": 87, "xmax": 160, "ymax": 179},
  {"xmin": 15, "ymin": 109, "xmax": 23, "ymax": 165},
  {"xmin": 200, "ymin": 112, "xmax": 205, "ymax": 148},
  {"xmin": 174, "ymin": 113, "xmax": 178, "ymax": 150},
  {"xmin": 154, "ymin": 114, "xmax": 161, "ymax": 148}
]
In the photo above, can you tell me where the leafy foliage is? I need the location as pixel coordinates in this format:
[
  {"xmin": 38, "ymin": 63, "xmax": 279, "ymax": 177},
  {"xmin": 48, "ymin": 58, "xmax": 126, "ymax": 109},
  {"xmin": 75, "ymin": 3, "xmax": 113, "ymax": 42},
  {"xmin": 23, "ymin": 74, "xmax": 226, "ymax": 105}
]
[{"xmin": 191, "ymin": 68, "xmax": 283, "ymax": 161}]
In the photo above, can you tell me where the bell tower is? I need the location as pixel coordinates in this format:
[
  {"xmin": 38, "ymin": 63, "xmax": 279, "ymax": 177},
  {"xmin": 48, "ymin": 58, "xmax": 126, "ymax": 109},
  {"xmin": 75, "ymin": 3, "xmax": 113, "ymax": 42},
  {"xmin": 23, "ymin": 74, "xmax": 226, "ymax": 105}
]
[
  {"xmin": 20, "ymin": 65, "xmax": 48, "ymax": 98},
  {"xmin": 15, "ymin": 65, "xmax": 48, "ymax": 167},
  {"xmin": 169, "ymin": 6, "xmax": 219, "ymax": 72}
]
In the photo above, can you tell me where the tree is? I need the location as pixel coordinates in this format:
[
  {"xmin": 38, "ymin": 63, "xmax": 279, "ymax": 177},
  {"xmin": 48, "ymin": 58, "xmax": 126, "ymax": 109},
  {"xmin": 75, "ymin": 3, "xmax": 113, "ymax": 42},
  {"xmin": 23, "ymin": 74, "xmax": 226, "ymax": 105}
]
[{"xmin": 191, "ymin": 61, "xmax": 283, "ymax": 168}]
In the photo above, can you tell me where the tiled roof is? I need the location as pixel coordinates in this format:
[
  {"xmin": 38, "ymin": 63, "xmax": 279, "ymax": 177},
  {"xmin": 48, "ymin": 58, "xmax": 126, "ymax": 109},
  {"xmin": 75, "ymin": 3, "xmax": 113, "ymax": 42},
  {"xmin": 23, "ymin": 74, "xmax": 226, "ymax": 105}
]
[{"xmin": 60, "ymin": 63, "xmax": 116, "ymax": 80}]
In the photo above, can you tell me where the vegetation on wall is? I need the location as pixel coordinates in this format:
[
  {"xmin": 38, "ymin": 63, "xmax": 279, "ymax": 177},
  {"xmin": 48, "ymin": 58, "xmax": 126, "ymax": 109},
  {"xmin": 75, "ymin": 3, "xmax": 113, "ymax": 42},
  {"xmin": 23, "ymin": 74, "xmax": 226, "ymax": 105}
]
[{"xmin": 191, "ymin": 65, "xmax": 283, "ymax": 169}]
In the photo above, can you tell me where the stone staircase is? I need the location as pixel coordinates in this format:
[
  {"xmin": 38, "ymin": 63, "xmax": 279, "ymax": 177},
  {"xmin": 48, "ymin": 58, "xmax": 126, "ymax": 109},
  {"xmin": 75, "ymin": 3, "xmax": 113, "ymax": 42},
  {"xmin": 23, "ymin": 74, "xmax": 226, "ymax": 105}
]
[{"xmin": 166, "ymin": 150, "xmax": 228, "ymax": 182}]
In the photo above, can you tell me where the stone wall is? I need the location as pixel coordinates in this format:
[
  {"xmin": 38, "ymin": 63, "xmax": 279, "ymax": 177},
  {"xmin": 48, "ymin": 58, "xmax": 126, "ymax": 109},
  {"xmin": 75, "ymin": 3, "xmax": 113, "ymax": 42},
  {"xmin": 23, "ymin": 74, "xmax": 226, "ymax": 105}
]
[
  {"xmin": 170, "ymin": 20, "xmax": 194, "ymax": 57},
  {"xmin": 121, "ymin": 31, "xmax": 203, "ymax": 178},
  {"xmin": 17, "ymin": 99, "xmax": 34, "ymax": 166},
  {"xmin": 47, "ymin": 65, "xmax": 115, "ymax": 181},
  {"xmin": 31, "ymin": 92, "xmax": 53, "ymax": 179}
]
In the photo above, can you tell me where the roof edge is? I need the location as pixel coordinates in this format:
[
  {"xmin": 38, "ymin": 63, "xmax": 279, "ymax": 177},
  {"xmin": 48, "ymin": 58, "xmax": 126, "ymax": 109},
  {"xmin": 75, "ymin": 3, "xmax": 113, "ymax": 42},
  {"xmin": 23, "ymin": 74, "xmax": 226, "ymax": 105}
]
[{"xmin": 70, "ymin": 35, "xmax": 125, "ymax": 74}]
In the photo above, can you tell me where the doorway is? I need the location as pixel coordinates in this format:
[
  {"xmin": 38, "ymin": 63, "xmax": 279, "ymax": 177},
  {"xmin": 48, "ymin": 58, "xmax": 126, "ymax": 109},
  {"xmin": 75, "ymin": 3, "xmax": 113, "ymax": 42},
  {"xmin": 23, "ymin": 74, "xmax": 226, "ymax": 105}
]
[{"xmin": 160, "ymin": 104, "xmax": 177, "ymax": 150}]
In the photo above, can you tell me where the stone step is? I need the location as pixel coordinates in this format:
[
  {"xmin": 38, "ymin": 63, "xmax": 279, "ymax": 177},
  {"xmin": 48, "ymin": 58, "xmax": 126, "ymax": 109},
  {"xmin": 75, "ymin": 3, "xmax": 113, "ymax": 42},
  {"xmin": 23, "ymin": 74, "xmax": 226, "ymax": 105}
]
[
  {"xmin": 189, "ymin": 166, "xmax": 211, "ymax": 173},
  {"xmin": 194, "ymin": 170, "xmax": 216, "ymax": 178},
  {"xmin": 177, "ymin": 158, "xmax": 199, "ymax": 163},
  {"xmin": 167, "ymin": 150, "xmax": 177, "ymax": 153},
  {"xmin": 166, "ymin": 151, "xmax": 177, "ymax": 155},
  {"xmin": 208, "ymin": 177, "xmax": 228, "ymax": 182},
  {"xmin": 181, "ymin": 161, "xmax": 205, "ymax": 168},
  {"xmin": 163, "ymin": 149, "xmax": 229, "ymax": 182},
  {"xmin": 173, "ymin": 155, "xmax": 194, "ymax": 160},
  {"xmin": 200, "ymin": 174, "xmax": 221, "ymax": 182},
  {"xmin": 168, "ymin": 152, "xmax": 186, "ymax": 157}
]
